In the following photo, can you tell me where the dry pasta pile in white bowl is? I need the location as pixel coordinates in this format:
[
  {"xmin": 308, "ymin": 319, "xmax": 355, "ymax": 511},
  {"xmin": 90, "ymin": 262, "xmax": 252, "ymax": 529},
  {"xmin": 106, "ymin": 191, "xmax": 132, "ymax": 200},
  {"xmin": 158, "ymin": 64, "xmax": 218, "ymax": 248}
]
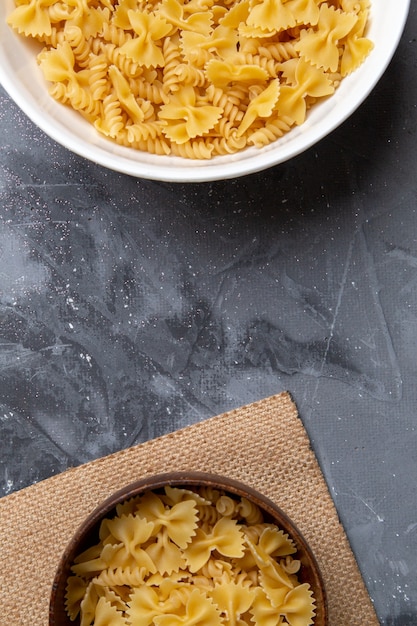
[
  {"xmin": 49, "ymin": 472, "xmax": 327, "ymax": 626},
  {"xmin": 0, "ymin": 0, "xmax": 410, "ymax": 182}
]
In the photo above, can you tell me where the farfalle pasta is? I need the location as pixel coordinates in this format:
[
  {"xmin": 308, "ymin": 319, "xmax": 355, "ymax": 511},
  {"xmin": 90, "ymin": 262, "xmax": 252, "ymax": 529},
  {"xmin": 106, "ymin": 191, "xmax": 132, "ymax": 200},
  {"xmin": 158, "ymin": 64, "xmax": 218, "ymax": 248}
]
[
  {"xmin": 7, "ymin": 0, "xmax": 373, "ymax": 159},
  {"xmin": 64, "ymin": 485, "xmax": 316, "ymax": 625}
]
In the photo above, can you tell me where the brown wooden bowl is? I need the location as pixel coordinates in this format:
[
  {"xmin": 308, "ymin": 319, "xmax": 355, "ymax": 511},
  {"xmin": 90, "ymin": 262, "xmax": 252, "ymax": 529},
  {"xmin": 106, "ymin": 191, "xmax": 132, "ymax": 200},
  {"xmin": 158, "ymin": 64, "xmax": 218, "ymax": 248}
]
[{"xmin": 49, "ymin": 471, "xmax": 327, "ymax": 625}]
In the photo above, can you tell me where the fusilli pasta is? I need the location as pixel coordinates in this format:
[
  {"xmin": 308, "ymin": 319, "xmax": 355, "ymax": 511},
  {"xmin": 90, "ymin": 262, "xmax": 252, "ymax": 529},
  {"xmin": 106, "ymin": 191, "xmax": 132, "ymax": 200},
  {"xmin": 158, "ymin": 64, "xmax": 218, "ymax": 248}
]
[{"xmin": 7, "ymin": 0, "xmax": 373, "ymax": 159}]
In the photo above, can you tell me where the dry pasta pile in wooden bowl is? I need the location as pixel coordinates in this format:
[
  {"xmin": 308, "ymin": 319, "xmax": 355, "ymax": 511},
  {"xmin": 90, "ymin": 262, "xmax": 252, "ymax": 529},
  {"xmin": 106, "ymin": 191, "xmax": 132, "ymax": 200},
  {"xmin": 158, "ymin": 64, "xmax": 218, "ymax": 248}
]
[{"xmin": 49, "ymin": 472, "xmax": 327, "ymax": 626}]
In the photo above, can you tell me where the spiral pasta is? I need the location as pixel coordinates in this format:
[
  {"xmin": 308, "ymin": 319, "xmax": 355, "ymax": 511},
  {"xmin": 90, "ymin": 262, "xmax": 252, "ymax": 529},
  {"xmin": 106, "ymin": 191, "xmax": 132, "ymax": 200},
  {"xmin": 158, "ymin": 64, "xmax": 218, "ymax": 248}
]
[
  {"xmin": 64, "ymin": 485, "xmax": 316, "ymax": 626},
  {"xmin": 7, "ymin": 0, "xmax": 373, "ymax": 159}
]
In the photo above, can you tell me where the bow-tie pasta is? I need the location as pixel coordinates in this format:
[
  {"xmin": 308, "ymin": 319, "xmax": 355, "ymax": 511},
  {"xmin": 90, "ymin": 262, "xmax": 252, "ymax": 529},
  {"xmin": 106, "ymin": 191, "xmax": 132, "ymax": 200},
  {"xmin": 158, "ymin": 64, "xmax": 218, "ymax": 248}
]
[
  {"xmin": 64, "ymin": 485, "xmax": 317, "ymax": 626},
  {"xmin": 7, "ymin": 0, "xmax": 373, "ymax": 158}
]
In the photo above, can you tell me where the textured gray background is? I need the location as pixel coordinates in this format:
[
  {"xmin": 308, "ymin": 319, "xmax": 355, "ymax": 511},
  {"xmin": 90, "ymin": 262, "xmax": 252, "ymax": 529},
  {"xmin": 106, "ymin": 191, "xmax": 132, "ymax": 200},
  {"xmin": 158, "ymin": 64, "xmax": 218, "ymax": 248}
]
[{"xmin": 1, "ymin": 6, "xmax": 416, "ymax": 625}]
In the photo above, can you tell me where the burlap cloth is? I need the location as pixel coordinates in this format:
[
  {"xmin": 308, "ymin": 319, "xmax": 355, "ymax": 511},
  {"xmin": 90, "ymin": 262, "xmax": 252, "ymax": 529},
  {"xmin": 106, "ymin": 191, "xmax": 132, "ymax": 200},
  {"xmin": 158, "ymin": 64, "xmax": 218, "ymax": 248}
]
[{"xmin": 0, "ymin": 392, "xmax": 378, "ymax": 625}]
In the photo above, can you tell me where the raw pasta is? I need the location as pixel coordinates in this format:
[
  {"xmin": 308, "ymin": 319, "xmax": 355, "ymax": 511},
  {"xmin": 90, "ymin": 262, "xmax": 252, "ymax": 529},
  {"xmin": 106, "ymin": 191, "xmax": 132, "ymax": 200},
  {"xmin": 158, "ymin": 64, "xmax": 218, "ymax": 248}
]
[
  {"xmin": 64, "ymin": 485, "xmax": 316, "ymax": 625},
  {"xmin": 7, "ymin": 0, "xmax": 373, "ymax": 159},
  {"xmin": 7, "ymin": 0, "xmax": 372, "ymax": 160}
]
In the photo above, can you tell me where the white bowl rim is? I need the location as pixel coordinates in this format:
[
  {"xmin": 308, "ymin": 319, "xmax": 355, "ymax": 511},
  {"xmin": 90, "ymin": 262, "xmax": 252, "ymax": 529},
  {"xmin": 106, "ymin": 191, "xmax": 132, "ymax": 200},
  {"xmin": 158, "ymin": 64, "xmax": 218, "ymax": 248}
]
[{"xmin": 0, "ymin": 0, "xmax": 411, "ymax": 182}]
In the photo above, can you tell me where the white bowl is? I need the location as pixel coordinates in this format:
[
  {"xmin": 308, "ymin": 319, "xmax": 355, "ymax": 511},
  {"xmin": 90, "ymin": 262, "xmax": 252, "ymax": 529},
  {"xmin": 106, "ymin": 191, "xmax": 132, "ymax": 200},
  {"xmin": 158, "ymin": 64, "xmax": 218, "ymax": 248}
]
[{"xmin": 0, "ymin": 0, "xmax": 410, "ymax": 182}]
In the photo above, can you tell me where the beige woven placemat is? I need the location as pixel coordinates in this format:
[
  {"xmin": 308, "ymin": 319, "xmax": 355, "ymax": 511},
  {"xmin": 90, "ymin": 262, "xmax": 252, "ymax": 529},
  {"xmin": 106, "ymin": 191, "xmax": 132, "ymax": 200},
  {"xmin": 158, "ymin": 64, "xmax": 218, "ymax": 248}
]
[{"xmin": 0, "ymin": 392, "xmax": 378, "ymax": 625}]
